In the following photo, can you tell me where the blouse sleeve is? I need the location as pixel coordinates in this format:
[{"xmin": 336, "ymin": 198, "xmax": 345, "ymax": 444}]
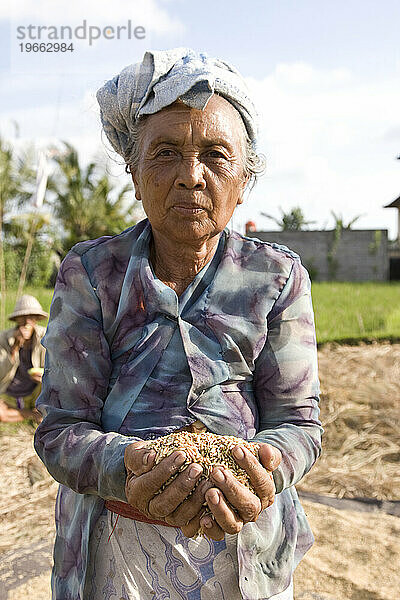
[
  {"xmin": 34, "ymin": 250, "xmax": 139, "ymax": 502},
  {"xmin": 252, "ymin": 257, "xmax": 323, "ymax": 493},
  {"xmin": 0, "ymin": 333, "xmax": 17, "ymax": 389}
]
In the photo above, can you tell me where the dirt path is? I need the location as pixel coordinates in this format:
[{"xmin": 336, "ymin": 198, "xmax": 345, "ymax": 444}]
[
  {"xmin": 294, "ymin": 500, "xmax": 400, "ymax": 600},
  {"xmin": 0, "ymin": 540, "xmax": 53, "ymax": 599},
  {"xmin": 1, "ymin": 343, "xmax": 399, "ymax": 599}
]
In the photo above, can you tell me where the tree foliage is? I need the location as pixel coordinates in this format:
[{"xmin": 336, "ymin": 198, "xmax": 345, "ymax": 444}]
[
  {"xmin": 0, "ymin": 139, "xmax": 39, "ymax": 322},
  {"xmin": 4, "ymin": 240, "xmax": 55, "ymax": 288},
  {"xmin": 330, "ymin": 211, "xmax": 364, "ymax": 230},
  {"xmin": 0, "ymin": 137, "xmax": 139, "ymax": 292},
  {"xmin": 0, "ymin": 140, "xmax": 37, "ymax": 218},
  {"xmin": 3, "ymin": 212, "xmax": 57, "ymax": 288},
  {"xmin": 261, "ymin": 207, "xmax": 315, "ymax": 231},
  {"xmin": 48, "ymin": 143, "xmax": 138, "ymax": 254}
]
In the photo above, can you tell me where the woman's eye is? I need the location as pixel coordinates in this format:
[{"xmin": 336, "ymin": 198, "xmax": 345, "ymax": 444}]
[
  {"xmin": 205, "ymin": 150, "xmax": 227, "ymax": 160},
  {"xmin": 156, "ymin": 149, "xmax": 175, "ymax": 157}
]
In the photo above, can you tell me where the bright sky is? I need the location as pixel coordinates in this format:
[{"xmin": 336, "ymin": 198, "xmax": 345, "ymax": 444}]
[{"xmin": 0, "ymin": 0, "xmax": 399, "ymax": 237}]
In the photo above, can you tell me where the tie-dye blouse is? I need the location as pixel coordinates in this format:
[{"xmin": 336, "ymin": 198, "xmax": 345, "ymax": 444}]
[{"xmin": 34, "ymin": 219, "xmax": 322, "ymax": 600}]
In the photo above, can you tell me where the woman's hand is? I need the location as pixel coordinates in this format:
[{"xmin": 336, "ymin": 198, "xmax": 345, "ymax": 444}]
[
  {"xmin": 124, "ymin": 441, "xmax": 207, "ymax": 529},
  {"xmin": 10, "ymin": 331, "xmax": 25, "ymax": 360},
  {"xmin": 124, "ymin": 440, "xmax": 281, "ymax": 541},
  {"xmin": 29, "ymin": 371, "xmax": 43, "ymax": 384},
  {"xmin": 198, "ymin": 442, "xmax": 282, "ymax": 540}
]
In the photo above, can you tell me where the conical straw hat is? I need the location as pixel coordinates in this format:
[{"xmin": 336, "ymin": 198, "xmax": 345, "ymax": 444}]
[{"xmin": 8, "ymin": 294, "xmax": 48, "ymax": 321}]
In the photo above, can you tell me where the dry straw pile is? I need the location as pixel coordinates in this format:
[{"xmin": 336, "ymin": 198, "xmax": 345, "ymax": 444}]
[
  {"xmin": 299, "ymin": 342, "xmax": 400, "ymax": 500},
  {"xmin": 0, "ymin": 425, "xmax": 57, "ymax": 552}
]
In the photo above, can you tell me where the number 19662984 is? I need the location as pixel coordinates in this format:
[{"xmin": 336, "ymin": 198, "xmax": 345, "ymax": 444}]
[{"xmin": 19, "ymin": 43, "xmax": 74, "ymax": 52}]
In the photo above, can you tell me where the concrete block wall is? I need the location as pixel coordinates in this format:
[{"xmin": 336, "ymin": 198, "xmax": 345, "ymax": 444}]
[{"xmin": 247, "ymin": 229, "xmax": 389, "ymax": 281}]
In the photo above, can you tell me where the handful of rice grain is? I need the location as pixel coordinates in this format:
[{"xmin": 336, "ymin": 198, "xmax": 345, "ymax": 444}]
[{"xmin": 146, "ymin": 430, "xmax": 260, "ymax": 492}]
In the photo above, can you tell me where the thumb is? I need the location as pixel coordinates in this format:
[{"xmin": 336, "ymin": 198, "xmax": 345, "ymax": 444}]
[
  {"xmin": 124, "ymin": 441, "xmax": 156, "ymax": 476},
  {"xmin": 258, "ymin": 443, "xmax": 282, "ymax": 472}
]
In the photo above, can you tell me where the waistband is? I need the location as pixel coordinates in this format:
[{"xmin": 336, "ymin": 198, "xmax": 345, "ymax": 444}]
[{"xmin": 105, "ymin": 500, "xmax": 175, "ymax": 528}]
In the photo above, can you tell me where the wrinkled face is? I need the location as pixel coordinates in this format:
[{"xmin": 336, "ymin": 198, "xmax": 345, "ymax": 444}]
[
  {"xmin": 131, "ymin": 95, "xmax": 248, "ymax": 245},
  {"xmin": 15, "ymin": 315, "xmax": 37, "ymax": 340}
]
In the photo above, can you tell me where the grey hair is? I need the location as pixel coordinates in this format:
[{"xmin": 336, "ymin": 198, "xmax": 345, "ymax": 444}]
[
  {"xmin": 124, "ymin": 112, "xmax": 266, "ymax": 188},
  {"xmin": 244, "ymin": 139, "xmax": 266, "ymax": 189}
]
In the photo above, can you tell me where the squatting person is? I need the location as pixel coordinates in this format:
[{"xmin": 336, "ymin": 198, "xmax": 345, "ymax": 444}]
[{"xmin": 0, "ymin": 294, "xmax": 46, "ymax": 422}]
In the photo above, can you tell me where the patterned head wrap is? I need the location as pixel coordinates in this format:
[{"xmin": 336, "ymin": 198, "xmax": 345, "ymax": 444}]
[{"xmin": 96, "ymin": 47, "xmax": 258, "ymax": 162}]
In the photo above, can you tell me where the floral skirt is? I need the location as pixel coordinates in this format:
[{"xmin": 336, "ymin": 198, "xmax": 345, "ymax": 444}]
[{"xmin": 84, "ymin": 510, "xmax": 294, "ymax": 600}]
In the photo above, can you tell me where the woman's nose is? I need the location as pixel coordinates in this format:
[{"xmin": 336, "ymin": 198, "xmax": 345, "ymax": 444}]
[
  {"xmin": 174, "ymin": 158, "xmax": 206, "ymax": 190},
  {"xmin": 21, "ymin": 317, "xmax": 35, "ymax": 327}
]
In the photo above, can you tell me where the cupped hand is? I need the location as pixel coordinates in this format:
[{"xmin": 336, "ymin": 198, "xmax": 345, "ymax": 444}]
[
  {"xmin": 124, "ymin": 441, "xmax": 208, "ymax": 531},
  {"xmin": 198, "ymin": 442, "xmax": 282, "ymax": 540}
]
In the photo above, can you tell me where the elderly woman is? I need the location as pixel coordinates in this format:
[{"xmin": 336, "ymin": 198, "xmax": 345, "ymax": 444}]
[{"xmin": 35, "ymin": 48, "xmax": 322, "ymax": 600}]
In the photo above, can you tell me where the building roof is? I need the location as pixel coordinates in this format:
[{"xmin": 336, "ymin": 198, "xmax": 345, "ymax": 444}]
[{"xmin": 384, "ymin": 195, "xmax": 400, "ymax": 208}]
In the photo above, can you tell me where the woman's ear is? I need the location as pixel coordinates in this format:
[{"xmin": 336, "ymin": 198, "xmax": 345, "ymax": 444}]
[
  {"xmin": 237, "ymin": 173, "xmax": 250, "ymax": 205},
  {"xmin": 130, "ymin": 170, "xmax": 142, "ymax": 201}
]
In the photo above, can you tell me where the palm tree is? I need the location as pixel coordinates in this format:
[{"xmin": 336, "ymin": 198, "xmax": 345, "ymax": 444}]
[
  {"xmin": 48, "ymin": 143, "xmax": 138, "ymax": 254},
  {"xmin": 261, "ymin": 207, "xmax": 315, "ymax": 231},
  {"xmin": 0, "ymin": 138, "xmax": 35, "ymax": 326},
  {"xmin": 330, "ymin": 211, "xmax": 364, "ymax": 230}
]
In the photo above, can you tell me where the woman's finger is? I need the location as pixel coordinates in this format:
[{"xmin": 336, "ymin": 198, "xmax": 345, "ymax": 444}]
[
  {"xmin": 232, "ymin": 444, "xmax": 279, "ymax": 509},
  {"xmin": 180, "ymin": 513, "xmax": 203, "ymax": 539},
  {"xmin": 173, "ymin": 481, "xmax": 225, "ymax": 540},
  {"xmin": 196, "ymin": 513, "xmax": 225, "ymax": 541},
  {"xmin": 164, "ymin": 479, "xmax": 210, "ymax": 527},
  {"xmin": 180, "ymin": 503, "xmax": 224, "ymax": 541},
  {"xmin": 256, "ymin": 443, "xmax": 282, "ymax": 472},
  {"xmin": 148, "ymin": 463, "xmax": 203, "ymax": 518},
  {"xmin": 202, "ymin": 488, "xmax": 244, "ymax": 535},
  {"xmin": 124, "ymin": 441, "xmax": 156, "ymax": 476},
  {"xmin": 210, "ymin": 466, "xmax": 262, "ymax": 522},
  {"xmin": 125, "ymin": 451, "xmax": 186, "ymax": 513}
]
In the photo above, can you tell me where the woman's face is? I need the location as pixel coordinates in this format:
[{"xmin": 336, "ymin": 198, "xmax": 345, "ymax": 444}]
[{"xmin": 131, "ymin": 94, "xmax": 248, "ymax": 245}]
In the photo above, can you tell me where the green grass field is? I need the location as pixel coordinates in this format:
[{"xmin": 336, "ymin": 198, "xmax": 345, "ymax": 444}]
[
  {"xmin": 3, "ymin": 287, "xmax": 54, "ymax": 332},
  {"xmin": 3, "ymin": 282, "xmax": 400, "ymax": 345},
  {"xmin": 311, "ymin": 282, "xmax": 400, "ymax": 344}
]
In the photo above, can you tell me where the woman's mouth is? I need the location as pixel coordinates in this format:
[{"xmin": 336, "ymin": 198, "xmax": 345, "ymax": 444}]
[{"xmin": 172, "ymin": 205, "xmax": 206, "ymax": 215}]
